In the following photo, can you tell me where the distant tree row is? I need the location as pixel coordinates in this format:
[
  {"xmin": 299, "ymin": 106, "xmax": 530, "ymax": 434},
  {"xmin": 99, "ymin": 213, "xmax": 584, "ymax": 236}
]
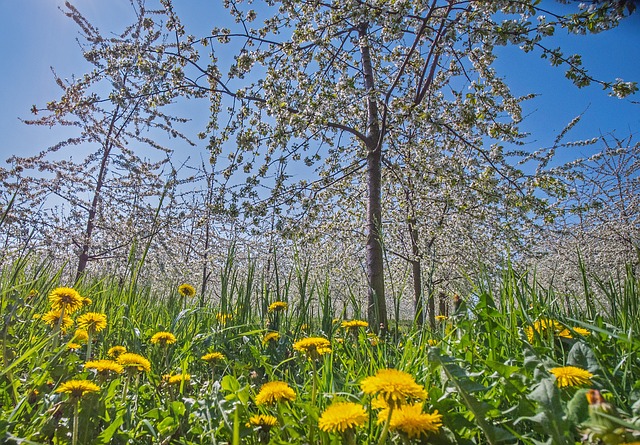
[{"xmin": 0, "ymin": 0, "xmax": 637, "ymax": 328}]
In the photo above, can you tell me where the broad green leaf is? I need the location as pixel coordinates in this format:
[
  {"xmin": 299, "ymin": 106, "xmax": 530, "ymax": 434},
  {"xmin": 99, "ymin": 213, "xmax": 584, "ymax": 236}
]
[
  {"xmin": 566, "ymin": 342, "xmax": 600, "ymax": 373},
  {"xmin": 485, "ymin": 360, "xmax": 521, "ymax": 378},
  {"xmin": 221, "ymin": 374, "xmax": 241, "ymax": 393},
  {"xmin": 566, "ymin": 389, "xmax": 590, "ymax": 427},
  {"xmin": 429, "ymin": 348, "xmax": 514, "ymax": 445},
  {"xmin": 170, "ymin": 400, "xmax": 186, "ymax": 417},
  {"xmin": 93, "ymin": 416, "xmax": 123, "ymax": 445}
]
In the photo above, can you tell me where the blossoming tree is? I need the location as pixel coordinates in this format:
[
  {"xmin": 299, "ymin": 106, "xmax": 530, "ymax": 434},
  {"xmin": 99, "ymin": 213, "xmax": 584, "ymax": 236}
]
[{"xmin": 161, "ymin": 0, "xmax": 636, "ymax": 329}]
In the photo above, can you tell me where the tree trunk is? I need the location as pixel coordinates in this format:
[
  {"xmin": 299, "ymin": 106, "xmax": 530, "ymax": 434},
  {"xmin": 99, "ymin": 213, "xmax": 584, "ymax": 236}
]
[
  {"xmin": 407, "ymin": 216, "xmax": 424, "ymax": 326},
  {"xmin": 200, "ymin": 222, "xmax": 211, "ymax": 307},
  {"xmin": 366, "ymin": 141, "xmax": 387, "ymax": 331},
  {"xmin": 75, "ymin": 145, "xmax": 111, "ymax": 282},
  {"xmin": 359, "ymin": 23, "xmax": 388, "ymax": 332},
  {"xmin": 75, "ymin": 102, "xmax": 123, "ymax": 282}
]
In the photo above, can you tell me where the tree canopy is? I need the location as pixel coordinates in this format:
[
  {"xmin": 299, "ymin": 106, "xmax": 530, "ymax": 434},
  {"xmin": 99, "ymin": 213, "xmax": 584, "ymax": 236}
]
[
  {"xmin": 1, "ymin": 0, "xmax": 637, "ymax": 327},
  {"xmin": 159, "ymin": 0, "xmax": 637, "ymax": 328}
]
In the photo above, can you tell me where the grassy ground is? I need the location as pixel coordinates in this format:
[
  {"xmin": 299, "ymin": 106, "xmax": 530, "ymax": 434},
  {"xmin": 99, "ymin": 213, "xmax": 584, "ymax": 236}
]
[{"xmin": 1, "ymin": 256, "xmax": 639, "ymax": 444}]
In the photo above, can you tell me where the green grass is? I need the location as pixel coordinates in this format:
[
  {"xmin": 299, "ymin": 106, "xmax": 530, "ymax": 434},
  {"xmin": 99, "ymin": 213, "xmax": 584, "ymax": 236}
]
[{"xmin": 1, "ymin": 254, "xmax": 639, "ymax": 444}]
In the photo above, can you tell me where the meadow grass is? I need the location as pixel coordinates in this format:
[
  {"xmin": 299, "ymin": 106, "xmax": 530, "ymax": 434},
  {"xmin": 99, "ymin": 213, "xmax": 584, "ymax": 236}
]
[{"xmin": 0, "ymin": 254, "xmax": 639, "ymax": 444}]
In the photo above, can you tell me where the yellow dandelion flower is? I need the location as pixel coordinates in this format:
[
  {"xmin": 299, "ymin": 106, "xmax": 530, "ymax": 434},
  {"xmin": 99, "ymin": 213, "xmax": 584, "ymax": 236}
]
[
  {"xmin": 76, "ymin": 312, "xmax": 107, "ymax": 333},
  {"xmin": 117, "ymin": 352, "xmax": 151, "ymax": 373},
  {"xmin": 67, "ymin": 342, "xmax": 82, "ymax": 351},
  {"xmin": 81, "ymin": 297, "xmax": 92, "ymax": 306},
  {"xmin": 572, "ymin": 327, "xmax": 590, "ymax": 336},
  {"xmin": 216, "ymin": 312, "xmax": 233, "ymax": 324},
  {"xmin": 262, "ymin": 331, "xmax": 280, "ymax": 345},
  {"xmin": 377, "ymin": 404, "xmax": 442, "ymax": 438},
  {"xmin": 550, "ymin": 366, "xmax": 593, "ymax": 388},
  {"xmin": 178, "ymin": 283, "xmax": 196, "ymax": 297},
  {"xmin": 435, "ymin": 315, "xmax": 448, "ymax": 321},
  {"xmin": 107, "ymin": 346, "xmax": 127, "ymax": 358},
  {"xmin": 341, "ymin": 319, "xmax": 368, "ymax": 330},
  {"xmin": 255, "ymin": 381, "xmax": 296, "ymax": 405},
  {"xmin": 201, "ymin": 352, "xmax": 225, "ymax": 362},
  {"xmin": 268, "ymin": 301, "xmax": 287, "ymax": 312},
  {"xmin": 557, "ymin": 328, "xmax": 573, "ymax": 339},
  {"xmin": 318, "ymin": 402, "xmax": 367, "ymax": 433},
  {"xmin": 84, "ymin": 359, "xmax": 123, "ymax": 375},
  {"xmin": 56, "ymin": 380, "xmax": 100, "ymax": 398},
  {"xmin": 150, "ymin": 331, "xmax": 177, "ymax": 346},
  {"xmin": 427, "ymin": 339, "xmax": 438, "ymax": 346},
  {"xmin": 247, "ymin": 414, "xmax": 278, "ymax": 428},
  {"xmin": 525, "ymin": 318, "xmax": 564, "ymax": 343},
  {"xmin": 39, "ymin": 310, "xmax": 74, "ymax": 331},
  {"xmin": 361, "ymin": 369, "xmax": 427, "ymax": 408},
  {"xmin": 49, "ymin": 287, "xmax": 84, "ymax": 314},
  {"xmin": 72, "ymin": 329, "xmax": 89, "ymax": 343},
  {"xmin": 164, "ymin": 374, "xmax": 190, "ymax": 385},
  {"xmin": 293, "ymin": 337, "xmax": 331, "ymax": 359},
  {"xmin": 371, "ymin": 395, "xmax": 390, "ymax": 410}
]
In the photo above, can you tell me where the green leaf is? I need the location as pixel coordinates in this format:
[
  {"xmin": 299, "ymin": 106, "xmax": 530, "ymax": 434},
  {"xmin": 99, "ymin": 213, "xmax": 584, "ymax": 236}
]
[
  {"xmin": 170, "ymin": 400, "xmax": 186, "ymax": 417},
  {"xmin": 221, "ymin": 375, "xmax": 241, "ymax": 393},
  {"xmin": 139, "ymin": 419, "xmax": 158, "ymax": 441},
  {"xmin": 157, "ymin": 417, "xmax": 178, "ymax": 436},
  {"xmin": 429, "ymin": 349, "xmax": 514, "ymax": 445},
  {"xmin": 143, "ymin": 408, "xmax": 163, "ymax": 420},
  {"xmin": 566, "ymin": 342, "xmax": 600, "ymax": 373},
  {"xmin": 93, "ymin": 415, "xmax": 124, "ymax": 445},
  {"xmin": 566, "ymin": 389, "xmax": 590, "ymax": 427},
  {"xmin": 524, "ymin": 378, "xmax": 573, "ymax": 445},
  {"xmin": 527, "ymin": 378, "xmax": 561, "ymax": 411},
  {"xmin": 485, "ymin": 360, "xmax": 520, "ymax": 379}
]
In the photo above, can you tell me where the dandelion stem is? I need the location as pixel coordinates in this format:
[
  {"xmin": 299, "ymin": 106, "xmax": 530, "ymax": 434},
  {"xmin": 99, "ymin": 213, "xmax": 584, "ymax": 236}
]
[
  {"xmin": 53, "ymin": 306, "xmax": 65, "ymax": 348},
  {"xmin": 72, "ymin": 399, "xmax": 80, "ymax": 445},
  {"xmin": 85, "ymin": 329, "xmax": 93, "ymax": 361},
  {"xmin": 164, "ymin": 346, "xmax": 170, "ymax": 372},
  {"xmin": 342, "ymin": 428, "xmax": 357, "ymax": 445},
  {"xmin": 121, "ymin": 373, "xmax": 130, "ymax": 404},
  {"xmin": 132, "ymin": 373, "xmax": 140, "ymax": 415},
  {"xmin": 310, "ymin": 359, "xmax": 318, "ymax": 444},
  {"xmin": 311, "ymin": 359, "xmax": 318, "ymax": 406},
  {"xmin": 377, "ymin": 405, "xmax": 394, "ymax": 445}
]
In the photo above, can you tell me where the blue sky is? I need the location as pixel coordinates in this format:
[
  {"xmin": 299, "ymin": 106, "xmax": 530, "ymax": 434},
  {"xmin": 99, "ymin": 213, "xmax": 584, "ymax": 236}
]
[{"xmin": 1, "ymin": 1, "xmax": 638, "ymax": 169}]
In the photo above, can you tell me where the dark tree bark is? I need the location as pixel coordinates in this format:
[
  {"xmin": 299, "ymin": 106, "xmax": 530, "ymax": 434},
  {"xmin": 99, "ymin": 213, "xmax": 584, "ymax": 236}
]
[
  {"xmin": 75, "ymin": 103, "xmax": 121, "ymax": 282},
  {"xmin": 407, "ymin": 216, "xmax": 425, "ymax": 327},
  {"xmin": 359, "ymin": 22, "xmax": 388, "ymax": 332}
]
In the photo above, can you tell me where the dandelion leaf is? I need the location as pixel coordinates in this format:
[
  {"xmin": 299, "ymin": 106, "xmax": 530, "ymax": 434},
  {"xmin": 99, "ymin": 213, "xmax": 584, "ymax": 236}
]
[
  {"xmin": 566, "ymin": 388, "xmax": 590, "ymax": 427},
  {"xmin": 156, "ymin": 416, "xmax": 178, "ymax": 438},
  {"xmin": 566, "ymin": 342, "xmax": 600, "ymax": 373},
  {"xmin": 429, "ymin": 348, "xmax": 515, "ymax": 444},
  {"xmin": 524, "ymin": 378, "xmax": 574, "ymax": 445},
  {"xmin": 93, "ymin": 415, "xmax": 124, "ymax": 445}
]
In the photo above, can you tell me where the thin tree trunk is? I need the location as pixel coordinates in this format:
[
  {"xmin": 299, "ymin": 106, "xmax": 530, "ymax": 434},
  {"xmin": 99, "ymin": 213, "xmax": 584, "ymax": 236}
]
[
  {"xmin": 407, "ymin": 216, "xmax": 424, "ymax": 327},
  {"xmin": 200, "ymin": 171, "xmax": 218, "ymax": 306},
  {"xmin": 75, "ymin": 145, "xmax": 112, "ymax": 282},
  {"xmin": 200, "ymin": 222, "xmax": 211, "ymax": 307},
  {"xmin": 359, "ymin": 22, "xmax": 388, "ymax": 332},
  {"xmin": 75, "ymin": 101, "xmax": 123, "ymax": 282}
]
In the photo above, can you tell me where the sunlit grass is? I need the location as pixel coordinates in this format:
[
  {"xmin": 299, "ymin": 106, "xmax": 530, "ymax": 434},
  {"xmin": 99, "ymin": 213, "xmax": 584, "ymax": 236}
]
[{"xmin": 1, "ymin": 255, "xmax": 639, "ymax": 444}]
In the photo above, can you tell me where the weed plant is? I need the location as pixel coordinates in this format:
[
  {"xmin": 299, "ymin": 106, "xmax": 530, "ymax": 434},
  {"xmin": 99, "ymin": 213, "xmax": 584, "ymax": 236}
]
[{"xmin": 1, "ymin": 254, "xmax": 639, "ymax": 444}]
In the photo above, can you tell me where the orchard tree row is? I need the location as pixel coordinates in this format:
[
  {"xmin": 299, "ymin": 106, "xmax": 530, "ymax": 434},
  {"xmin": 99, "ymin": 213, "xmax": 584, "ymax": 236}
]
[{"xmin": 0, "ymin": 0, "xmax": 637, "ymax": 329}]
